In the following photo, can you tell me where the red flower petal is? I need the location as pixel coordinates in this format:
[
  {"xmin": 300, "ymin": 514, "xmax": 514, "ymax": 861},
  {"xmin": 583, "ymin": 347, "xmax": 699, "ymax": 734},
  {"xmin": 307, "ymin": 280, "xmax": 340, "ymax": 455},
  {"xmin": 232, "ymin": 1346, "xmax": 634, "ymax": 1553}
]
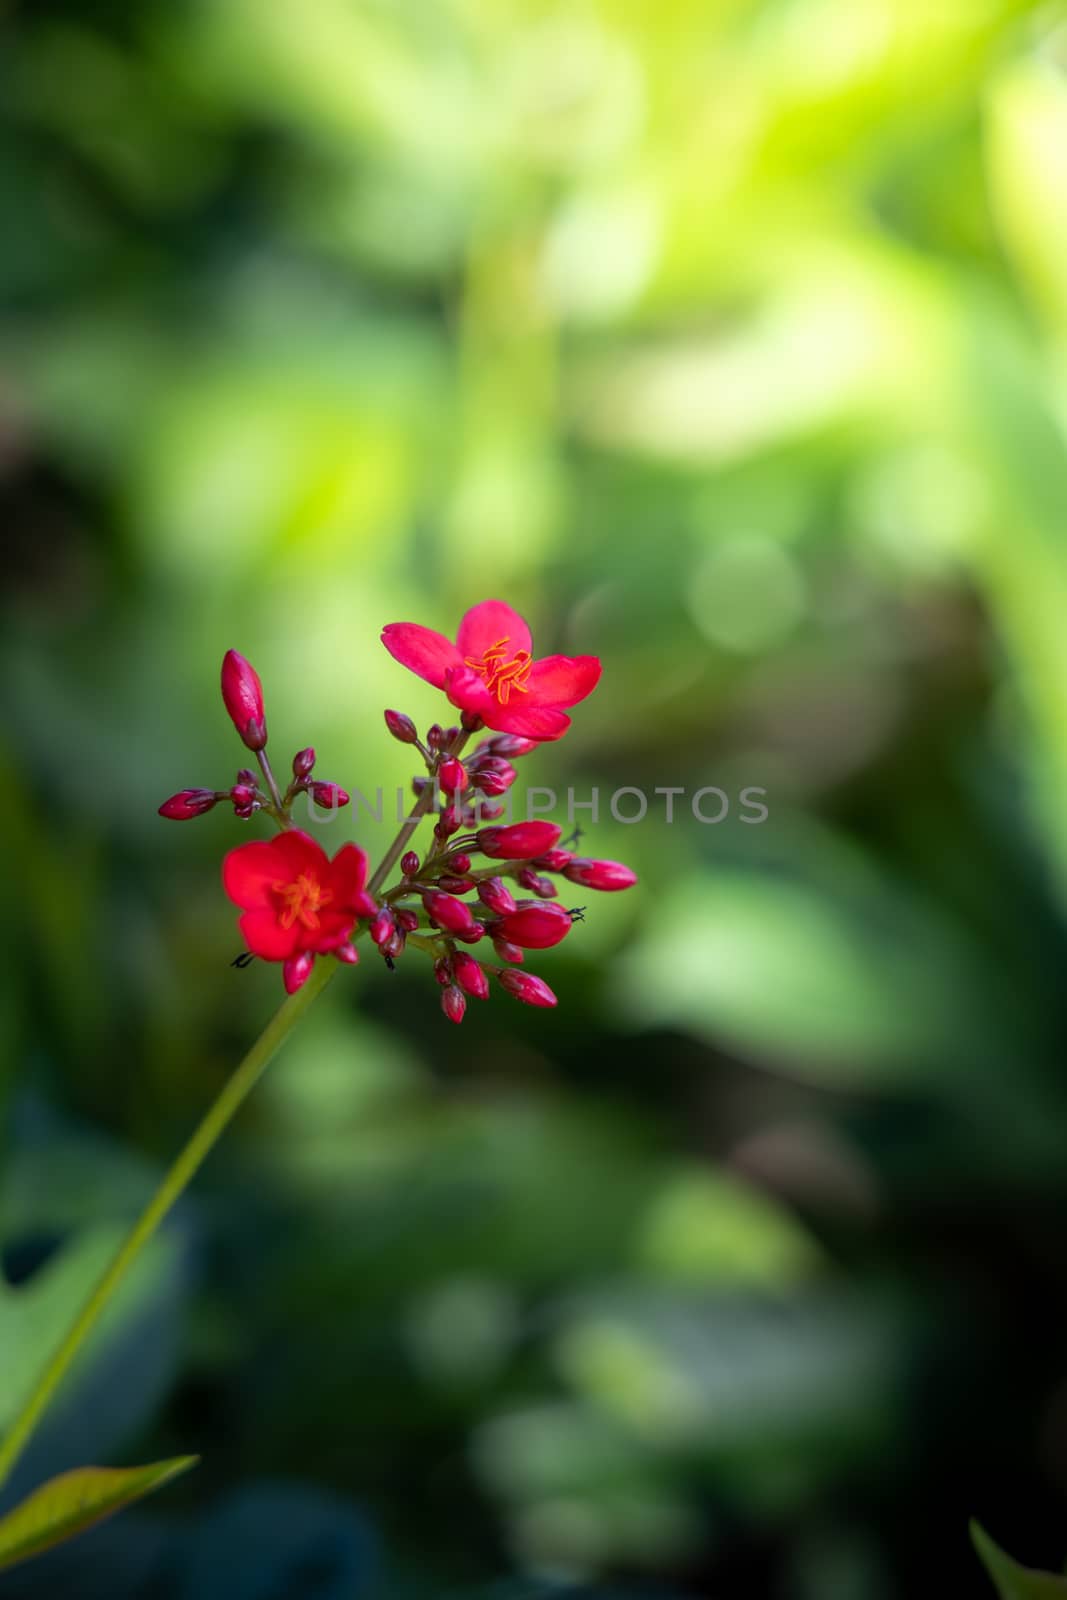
[
  {"xmin": 525, "ymin": 654, "xmax": 602, "ymax": 709},
  {"xmin": 328, "ymin": 841, "xmax": 370, "ymax": 904},
  {"xmin": 223, "ymin": 840, "xmax": 289, "ymax": 910},
  {"xmin": 444, "ymin": 664, "xmax": 497, "ymax": 721},
  {"xmin": 271, "ymin": 828, "xmax": 330, "ymax": 878},
  {"xmin": 315, "ymin": 910, "xmax": 358, "ymax": 949},
  {"xmin": 239, "ymin": 907, "xmax": 300, "ymax": 960},
  {"xmin": 456, "ymin": 599, "xmax": 532, "ymax": 662},
  {"xmin": 483, "ymin": 701, "xmax": 572, "ymax": 741},
  {"xmin": 381, "ymin": 623, "xmax": 463, "ymax": 688}
]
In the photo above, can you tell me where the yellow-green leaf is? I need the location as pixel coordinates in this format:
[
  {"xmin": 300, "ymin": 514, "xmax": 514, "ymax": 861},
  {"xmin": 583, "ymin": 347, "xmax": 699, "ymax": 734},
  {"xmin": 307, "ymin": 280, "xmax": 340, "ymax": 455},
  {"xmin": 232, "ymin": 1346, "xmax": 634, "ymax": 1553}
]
[
  {"xmin": 971, "ymin": 1521, "xmax": 1067, "ymax": 1598},
  {"xmin": 0, "ymin": 1456, "xmax": 197, "ymax": 1572}
]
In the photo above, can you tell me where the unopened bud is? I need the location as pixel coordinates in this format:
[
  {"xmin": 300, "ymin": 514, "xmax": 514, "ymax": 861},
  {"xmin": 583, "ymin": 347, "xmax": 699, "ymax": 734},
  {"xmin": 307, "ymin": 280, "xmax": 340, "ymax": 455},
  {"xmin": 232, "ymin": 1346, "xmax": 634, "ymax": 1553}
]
[
  {"xmin": 496, "ymin": 901, "xmax": 572, "ymax": 949},
  {"xmin": 292, "ymin": 747, "xmax": 316, "ymax": 779},
  {"xmin": 452, "ymin": 952, "xmax": 489, "ymax": 1000},
  {"xmin": 159, "ymin": 788, "xmax": 219, "ymax": 821},
  {"xmin": 433, "ymin": 955, "xmax": 454, "ymax": 987},
  {"xmin": 492, "ymin": 937, "xmax": 525, "ymax": 965},
  {"xmin": 230, "ymin": 782, "xmax": 258, "ymax": 820},
  {"xmin": 454, "ymin": 923, "xmax": 486, "ymax": 944},
  {"xmin": 497, "ymin": 969, "xmax": 557, "ymax": 1007},
  {"xmin": 517, "ymin": 868, "xmax": 557, "ymax": 898},
  {"xmin": 369, "ymin": 907, "xmax": 395, "ymax": 947},
  {"xmin": 427, "ymin": 723, "xmax": 446, "ymax": 751},
  {"xmin": 562, "ymin": 858, "xmax": 638, "ymax": 892},
  {"xmin": 441, "ymin": 985, "xmax": 467, "ymax": 1024},
  {"xmin": 335, "ymin": 942, "xmax": 360, "ymax": 965},
  {"xmin": 533, "ymin": 849, "xmax": 573, "ymax": 872},
  {"xmin": 478, "ymin": 877, "xmax": 516, "ymax": 916},
  {"xmin": 395, "ymin": 908, "xmax": 420, "ymax": 932},
  {"xmin": 438, "ymin": 874, "xmax": 475, "ymax": 894},
  {"xmin": 283, "ymin": 952, "xmax": 315, "ymax": 994},
  {"xmin": 309, "ymin": 782, "xmax": 350, "ymax": 810},
  {"xmin": 472, "ymin": 760, "xmax": 516, "ymax": 797},
  {"xmin": 476, "ymin": 821, "xmax": 562, "ymax": 860},
  {"xmin": 489, "ymin": 734, "xmax": 538, "ymax": 759},
  {"xmin": 385, "ymin": 710, "xmax": 419, "ymax": 744},
  {"xmin": 237, "ymin": 768, "xmax": 258, "ymax": 786},
  {"xmin": 221, "ymin": 650, "xmax": 267, "ymax": 751},
  {"xmin": 450, "ymin": 852, "xmax": 472, "ymax": 874},
  {"xmin": 438, "ymin": 758, "xmax": 468, "ymax": 794},
  {"xmin": 422, "ymin": 891, "xmax": 475, "ymax": 934},
  {"xmin": 434, "ymin": 804, "xmax": 461, "ymax": 841},
  {"xmin": 401, "ymin": 850, "xmax": 420, "ymax": 876}
]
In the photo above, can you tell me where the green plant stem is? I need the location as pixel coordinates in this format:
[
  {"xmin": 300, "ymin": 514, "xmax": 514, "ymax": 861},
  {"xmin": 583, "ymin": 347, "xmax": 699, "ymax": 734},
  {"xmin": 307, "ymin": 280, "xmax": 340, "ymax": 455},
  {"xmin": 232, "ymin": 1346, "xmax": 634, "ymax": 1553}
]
[
  {"xmin": 0, "ymin": 724, "xmax": 481, "ymax": 1492},
  {"xmin": 0, "ymin": 956, "xmax": 337, "ymax": 1493}
]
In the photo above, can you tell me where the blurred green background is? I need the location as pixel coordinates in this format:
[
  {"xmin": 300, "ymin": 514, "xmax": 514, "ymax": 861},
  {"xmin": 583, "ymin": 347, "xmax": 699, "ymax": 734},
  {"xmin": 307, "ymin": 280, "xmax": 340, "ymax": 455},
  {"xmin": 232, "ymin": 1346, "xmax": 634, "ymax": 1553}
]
[{"xmin": 5, "ymin": 0, "xmax": 1067, "ymax": 1594}]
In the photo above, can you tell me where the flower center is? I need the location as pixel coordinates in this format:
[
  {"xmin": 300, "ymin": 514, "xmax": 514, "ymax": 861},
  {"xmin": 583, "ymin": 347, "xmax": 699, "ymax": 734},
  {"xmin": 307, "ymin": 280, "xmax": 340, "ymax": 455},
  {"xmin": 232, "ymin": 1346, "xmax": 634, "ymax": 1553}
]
[
  {"xmin": 464, "ymin": 636, "xmax": 533, "ymax": 705},
  {"xmin": 273, "ymin": 872, "xmax": 332, "ymax": 931}
]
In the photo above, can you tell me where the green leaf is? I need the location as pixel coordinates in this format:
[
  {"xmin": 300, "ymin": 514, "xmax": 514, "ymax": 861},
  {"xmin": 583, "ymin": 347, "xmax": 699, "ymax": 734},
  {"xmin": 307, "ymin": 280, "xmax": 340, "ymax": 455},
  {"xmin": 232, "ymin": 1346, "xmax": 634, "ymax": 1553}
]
[
  {"xmin": 971, "ymin": 1521, "xmax": 1067, "ymax": 1598},
  {"xmin": 0, "ymin": 1456, "xmax": 197, "ymax": 1571}
]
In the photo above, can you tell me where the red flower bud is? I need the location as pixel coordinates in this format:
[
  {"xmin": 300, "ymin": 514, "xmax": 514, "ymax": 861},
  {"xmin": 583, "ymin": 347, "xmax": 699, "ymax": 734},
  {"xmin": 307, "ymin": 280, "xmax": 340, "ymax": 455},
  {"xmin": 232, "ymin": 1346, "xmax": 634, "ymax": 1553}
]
[
  {"xmin": 562, "ymin": 858, "xmax": 638, "ymax": 892},
  {"xmin": 476, "ymin": 821, "xmax": 562, "ymax": 859},
  {"xmin": 283, "ymin": 952, "xmax": 315, "ymax": 994},
  {"xmin": 382, "ymin": 928, "xmax": 406, "ymax": 960},
  {"xmin": 385, "ymin": 710, "xmax": 418, "ymax": 744},
  {"xmin": 497, "ymin": 969, "xmax": 557, "ymax": 1007},
  {"xmin": 471, "ymin": 800, "xmax": 505, "ymax": 822},
  {"xmin": 489, "ymin": 734, "xmax": 539, "ymax": 758},
  {"xmin": 433, "ymin": 955, "xmax": 453, "ymax": 986},
  {"xmin": 230, "ymin": 782, "xmax": 258, "ymax": 820},
  {"xmin": 438, "ymin": 874, "xmax": 475, "ymax": 894},
  {"xmin": 401, "ymin": 851, "xmax": 420, "ymax": 877},
  {"xmin": 422, "ymin": 891, "xmax": 476, "ymax": 934},
  {"xmin": 159, "ymin": 788, "xmax": 219, "ymax": 820},
  {"xmin": 395, "ymin": 907, "xmax": 420, "ymax": 932},
  {"xmin": 495, "ymin": 901, "xmax": 573, "ymax": 949},
  {"xmin": 533, "ymin": 849, "xmax": 573, "ymax": 872},
  {"xmin": 452, "ymin": 951, "xmax": 489, "ymax": 1000},
  {"xmin": 454, "ymin": 923, "xmax": 486, "ymax": 944},
  {"xmin": 221, "ymin": 650, "xmax": 267, "ymax": 751},
  {"xmin": 492, "ymin": 937, "xmax": 524, "ymax": 964},
  {"xmin": 478, "ymin": 877, "xmax": 516, "ymax": 916},
  {"xmin": 438, "ymin": 758, "xmax": 468, "ymax": 794},
  {"xmin": 427, "ymin": 723, "xmax": 446, "ymax": 750},
  {"xmin": 309, "ymin": 782, "xmax": 350, "ymax": 810},
  {"xmin": 237, "ymin": 768, "xmax": 258, "ymax": 786},
  {"xmin": 517, "ymin": 868, "xmax": 557, "ymax": 898},
  {"xmin": 369, "ymin": 907, "xmax": 395, "ymax": 946},
  {"xmin": 441, "ymin": 984, "xmax": 467, "ymax": 1024},
  {"xmin": 292, "ymin": 747, "xmax": 316, "ymax": 779},
  {"xmin": 434, "ymin": 804, "xmax": 462, "ymax": 841},
  {"xmin": 472, "ymin": 761, "xmax": 516, "ymax": 797},
  {"xmin": 450, "ymin": 853, "xmax": 472, "ymax": 874},
  {"xmin": 335, "ymin": 942, "xmax": 360, "ymax": 964}
]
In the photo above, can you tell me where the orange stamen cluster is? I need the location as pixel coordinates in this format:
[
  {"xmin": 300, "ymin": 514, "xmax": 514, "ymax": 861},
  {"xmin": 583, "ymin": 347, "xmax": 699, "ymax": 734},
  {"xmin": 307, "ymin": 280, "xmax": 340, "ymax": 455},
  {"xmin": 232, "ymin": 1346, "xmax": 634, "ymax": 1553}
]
[
  {"xmin": 273, "ymin": 873, "xmax": 332, "ymax": 931},
  {"xmin": 465, "ymin": 636, "xmax": 533, "ymax": 705}
]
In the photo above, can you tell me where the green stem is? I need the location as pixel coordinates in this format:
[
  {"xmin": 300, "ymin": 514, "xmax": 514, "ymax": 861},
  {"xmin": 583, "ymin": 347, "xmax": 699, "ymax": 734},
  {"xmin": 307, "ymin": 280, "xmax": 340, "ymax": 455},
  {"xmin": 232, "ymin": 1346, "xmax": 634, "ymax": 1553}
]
[{"xmin": 0, "ymin": 956, "xmax": 337, "ymax": 1492}]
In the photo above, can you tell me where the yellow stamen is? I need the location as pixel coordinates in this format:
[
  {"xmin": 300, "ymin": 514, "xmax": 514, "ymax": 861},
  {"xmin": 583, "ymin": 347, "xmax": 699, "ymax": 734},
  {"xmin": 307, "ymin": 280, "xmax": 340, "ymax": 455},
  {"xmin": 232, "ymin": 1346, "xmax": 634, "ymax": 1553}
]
[
  {"xmin": 272, "ymin": 873, "xmax": 332, "ymax": 932},
  {"xmin": 464, "ymin": 635, "xmax": 532, "ymax": 704}
]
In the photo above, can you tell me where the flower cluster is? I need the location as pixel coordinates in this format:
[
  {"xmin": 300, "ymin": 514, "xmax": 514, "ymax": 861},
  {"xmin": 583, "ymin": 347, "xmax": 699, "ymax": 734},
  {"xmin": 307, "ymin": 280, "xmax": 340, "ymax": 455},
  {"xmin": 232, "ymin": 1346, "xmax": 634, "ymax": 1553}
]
[{"xmin": 159, "ymin": 600, "xmax": 636, "ymax": 1016}]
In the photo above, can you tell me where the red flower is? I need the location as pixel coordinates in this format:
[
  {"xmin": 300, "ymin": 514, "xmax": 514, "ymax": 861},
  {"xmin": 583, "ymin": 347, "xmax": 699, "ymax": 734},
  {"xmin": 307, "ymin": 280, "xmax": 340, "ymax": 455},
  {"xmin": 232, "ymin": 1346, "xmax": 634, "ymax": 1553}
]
[
  {"xmin": 381, "ymin": 599, "xmax": 601, "ymax": 741},
  {"xmin": 222, "ymin": 830, "xmax": 376, "ymax": 992}
]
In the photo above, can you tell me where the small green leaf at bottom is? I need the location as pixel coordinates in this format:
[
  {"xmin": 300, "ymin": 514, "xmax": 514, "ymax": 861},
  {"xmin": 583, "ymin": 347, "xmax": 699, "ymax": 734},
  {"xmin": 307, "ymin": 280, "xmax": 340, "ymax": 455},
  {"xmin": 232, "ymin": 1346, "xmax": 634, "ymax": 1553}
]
[
  {"xmin": 971, "ymin": 1521, "xmax": 1067, "ymax": 1598},
  {"xmin": 0, "ymin": 1455, "xmax": 197, "ymax": 1571}
]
